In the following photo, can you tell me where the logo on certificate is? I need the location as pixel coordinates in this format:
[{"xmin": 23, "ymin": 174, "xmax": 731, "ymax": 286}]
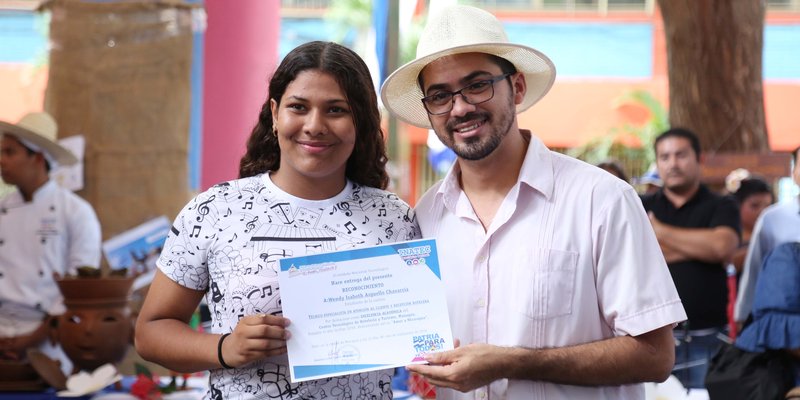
[
  {"xmin": 287, "ymin": 262, "xmax": 337, "ymax": 277},
  {"xmin": 398, "ymin": 244, "xmax": 432, "ymax": 267},
  {"xmin": 411, "ymin": 332, "xmax": 446, "ymax": 360}
]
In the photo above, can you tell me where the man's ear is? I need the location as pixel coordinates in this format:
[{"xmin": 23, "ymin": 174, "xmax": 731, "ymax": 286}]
[
  {"xmin": 512, "ymin": 73, "xmax": 526, "ymax": 106},
  {"xmin": 33, "ymin": 152, "xmax": 48, "ymax": 168}
]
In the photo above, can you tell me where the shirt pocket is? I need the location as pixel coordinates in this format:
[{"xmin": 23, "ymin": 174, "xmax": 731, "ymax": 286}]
[{"xmin": 512, "ymin": 247, "xmax": 578, "ymax": 320}]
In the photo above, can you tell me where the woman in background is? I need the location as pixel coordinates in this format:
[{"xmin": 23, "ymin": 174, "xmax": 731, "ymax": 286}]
[
  {"xmin": 727, "ymin": 172, "xmax": 774, "ymax": 274},
  {"xmin": 596, "ymin": 159, "xmax": 629, "ymax": 183},
  {"xmin": 735, "ymin": 241, "xmax": 800, "ymax": 397}
]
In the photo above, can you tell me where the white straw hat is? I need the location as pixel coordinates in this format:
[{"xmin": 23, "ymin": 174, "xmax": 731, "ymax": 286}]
[
  {"xmin": 381, "ymin": 4, "xmax": 556, "ymax": 129},
  {"xmin": 0, "ymin": 112, "xmax": 78, "ymax": 166}
]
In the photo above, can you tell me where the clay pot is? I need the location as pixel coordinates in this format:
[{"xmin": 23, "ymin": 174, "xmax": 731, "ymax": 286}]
[
  {"xmin": 54, "ymin": 277, "xmax": 135, "ymax": 372},
  {"xmin": 56, "ymin": 276, "xmax": 135, "ymax": 304}
]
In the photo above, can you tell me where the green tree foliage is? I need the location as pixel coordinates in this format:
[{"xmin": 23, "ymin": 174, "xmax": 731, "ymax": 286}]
[
  {"xmin": 326, "ymin": 0, "xmax": 372, "ymax": 43},
  {"xmin": 569, "ymin": 90, "xmax": 668, "ymax": 179}
]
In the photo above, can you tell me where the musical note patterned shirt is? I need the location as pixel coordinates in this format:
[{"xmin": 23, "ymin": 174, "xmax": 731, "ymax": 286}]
[{"xmin": 158, "ymin": 173, "xmax": 420, "ymax": 400}]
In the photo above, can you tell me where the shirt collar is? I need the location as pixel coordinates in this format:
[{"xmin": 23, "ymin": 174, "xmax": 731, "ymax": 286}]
[
  {"xmin": 0, "ymin": 180, "xmax": 55, "ymax": 209},
  {"xmin": 31, "ymin": 180, "xmax": 57, "ymax": 202},
  {"xmin": 655, "ymin": 183, "xmax": 710, "ymax": 210},
  {"xmin": 434, "ymin": 129, "xmax": 556, "ymax": 211},
  {"xmin": 436, "ymin": 160, "xmax": 461, "ymax": 214},
  {"xmin": 517, "ymin": 130, "xmax": 555, "ymax": 201}
]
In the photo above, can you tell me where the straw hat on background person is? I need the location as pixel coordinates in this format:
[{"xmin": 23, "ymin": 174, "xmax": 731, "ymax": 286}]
[
  {"xmin": 0, "ymin": 112, "xmax": 78, "ymax": 167},
  {"xmin": 381, "ymin": 4, "xmax": 556, "ymax": 129}
]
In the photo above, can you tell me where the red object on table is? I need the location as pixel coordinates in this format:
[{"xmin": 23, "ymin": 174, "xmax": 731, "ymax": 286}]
[{"xmin": 408, "ymin": 371, "xmax": 436, "ymax": 399}]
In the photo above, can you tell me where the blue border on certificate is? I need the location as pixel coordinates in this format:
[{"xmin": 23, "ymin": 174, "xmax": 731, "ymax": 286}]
[
  {"xmin": 293, "ymin": 364, "xmax": 390, "ymax": 380},
  {"xmin": 279, "ymin": 238, "xmax": 451, "ymax": 382},
  {"xmin": 278, "ymin": 238, "xmax": 441, "ymax": 279}
]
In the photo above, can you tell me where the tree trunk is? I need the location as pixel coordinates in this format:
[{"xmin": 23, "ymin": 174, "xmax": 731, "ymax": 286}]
[{"xmin": 657, "ymin": 0, "xmax": 769, "ymax": 153}]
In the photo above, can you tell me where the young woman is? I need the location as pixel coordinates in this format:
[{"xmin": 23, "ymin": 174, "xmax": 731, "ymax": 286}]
[
  {"xmin": 729, "ymin": 175, "xmax": 774, "ymax": 273},
  {"xmin": 135, "ymin": 41, "xmax": 419, "ymax": 399}
]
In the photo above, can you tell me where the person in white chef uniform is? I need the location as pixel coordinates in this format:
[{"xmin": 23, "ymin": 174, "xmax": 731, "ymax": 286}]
[{"xmin": 0, "ymin": 112, "xmax": 101, "ymax": 375}]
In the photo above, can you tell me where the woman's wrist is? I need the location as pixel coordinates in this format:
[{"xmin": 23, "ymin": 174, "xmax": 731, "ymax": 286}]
[{"xmin": 217, "ymin": 333, "xmax": 234, "ymax": 369}]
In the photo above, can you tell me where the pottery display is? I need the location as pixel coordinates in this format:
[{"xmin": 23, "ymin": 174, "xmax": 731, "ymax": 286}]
[{"xmin": 53, "ymin": 276, "xmax": 135, "ymax": 372}]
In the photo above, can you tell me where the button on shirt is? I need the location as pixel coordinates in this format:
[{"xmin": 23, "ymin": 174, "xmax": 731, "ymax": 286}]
[
  {"xmin": 415, "ymin": 134, "xmax": 687, "ymax": 400},
  {"xmin": 0, "ymin": 180, "xmax": 101, "ymax": 336}
]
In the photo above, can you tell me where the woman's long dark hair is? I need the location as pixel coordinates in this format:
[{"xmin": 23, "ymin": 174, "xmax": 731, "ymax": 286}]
[{"xmin": 238, "ymin": 41, "xmax": 389, "ymax": 189}]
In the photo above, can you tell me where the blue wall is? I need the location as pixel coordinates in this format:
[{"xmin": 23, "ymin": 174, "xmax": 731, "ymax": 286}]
[
  {"xmin": 279, "ymin": 17, "xmax": 356, "ymax": 58},
  {"xmin": 3, "ymin": 11, "xmax": 799, "ymax": 80},
  {"xmin": 764, "ymin": 25, "xmax": 800, "ymax": 79},
  {"xmin": 282, "ymin": 19, "xmax": 799, "ymax": 80},
  {"xmin": 0, "ymin": 11, "xmax": 48, "ymax": 63},
  {"xmin": 504, "ymin": 22, "xmax": 653, "ymax": 78}
]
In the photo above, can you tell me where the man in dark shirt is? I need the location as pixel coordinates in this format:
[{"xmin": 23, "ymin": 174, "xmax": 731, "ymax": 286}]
[{"xmin": 640, "ymin": 127, "xmax": 740, "ymax": 389}]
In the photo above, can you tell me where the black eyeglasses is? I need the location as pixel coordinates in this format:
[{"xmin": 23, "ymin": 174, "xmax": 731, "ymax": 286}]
[{"xmin": 421, "ymin": 73, "xmax": 513, "ymax": 115}]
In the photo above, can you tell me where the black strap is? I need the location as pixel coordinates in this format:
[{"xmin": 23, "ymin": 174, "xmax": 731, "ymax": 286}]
[{"xmin": 217, "ymin": 333, "xmax": 234, "ymax": 369}]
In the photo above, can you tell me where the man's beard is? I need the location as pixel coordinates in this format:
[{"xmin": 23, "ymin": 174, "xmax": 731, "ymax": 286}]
[
  {"xmin": 664, "ymin": 173, "xmax": 698, "ymax": 195},
  {"xmin": 437, "ymin": 95, "xmax": 515, "ymax": 161}
]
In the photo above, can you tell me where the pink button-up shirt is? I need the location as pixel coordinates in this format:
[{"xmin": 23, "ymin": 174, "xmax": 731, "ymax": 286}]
[{"xmin": 416, "ymin": 134, "xmax": 686, "ymax": 400}]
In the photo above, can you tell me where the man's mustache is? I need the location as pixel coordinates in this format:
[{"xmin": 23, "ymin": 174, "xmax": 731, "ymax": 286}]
[{"xmin": 446, "ymin": 112, "xmax": 490, "ymax": 131}]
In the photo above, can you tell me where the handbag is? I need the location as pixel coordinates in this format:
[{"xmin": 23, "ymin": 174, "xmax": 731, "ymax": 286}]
[{"xmin": 704, "ymin": 342, "xmax": 795, "ymax": 400}]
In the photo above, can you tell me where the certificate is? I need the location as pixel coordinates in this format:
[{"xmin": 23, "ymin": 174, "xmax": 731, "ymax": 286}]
[{"xmin": 278, "ymin": 238, "xmax": 453, "ymax": 383}]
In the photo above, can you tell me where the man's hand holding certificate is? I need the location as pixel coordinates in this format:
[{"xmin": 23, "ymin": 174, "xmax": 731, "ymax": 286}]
[{"xmin": 278, "ymin": 238, "xmax": 453, "ymax": 382}]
